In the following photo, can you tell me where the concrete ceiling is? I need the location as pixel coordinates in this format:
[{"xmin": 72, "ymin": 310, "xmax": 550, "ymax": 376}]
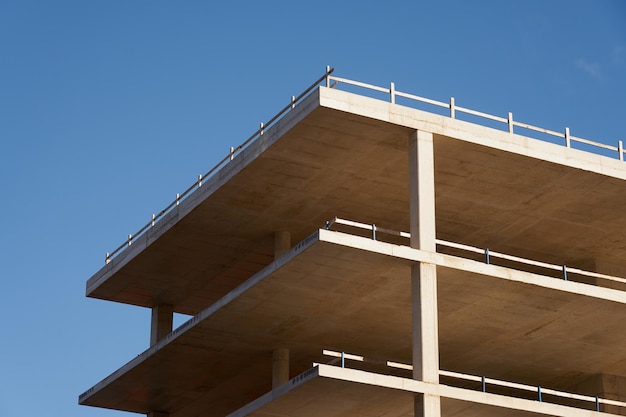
[
  {"xmin": 85, "ymin": 88, "xmax": 626, "ymax": 316},
  {"xmin": 80, "ymin": 233, "xmax": 626, "ymax": 416}
]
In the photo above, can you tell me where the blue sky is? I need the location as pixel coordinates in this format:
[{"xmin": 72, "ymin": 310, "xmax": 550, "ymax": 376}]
[{"xmin": 0, "ymin": 1, "xmax": 624, "ymax": 416}]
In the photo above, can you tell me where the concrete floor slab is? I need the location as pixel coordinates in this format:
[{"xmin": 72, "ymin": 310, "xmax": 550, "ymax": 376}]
[
  {"xmin": 86, "ymin": 88, "xmax": 626, "ymax": 317},
  {"xmin": 80, "ymin": 231, "xmax": 626, "ymax": 416}
]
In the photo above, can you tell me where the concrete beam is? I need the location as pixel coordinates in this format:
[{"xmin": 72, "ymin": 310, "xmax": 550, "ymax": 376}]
[{"xmin": 150, "ymin": 304, "xmax": 173, "ymax": 346}]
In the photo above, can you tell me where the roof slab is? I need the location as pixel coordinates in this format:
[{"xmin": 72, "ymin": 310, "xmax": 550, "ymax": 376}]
[
  {"xmin": 86, "ymin": 87, "xmax": 626, "ymax": 315},
  {"xmin": 80, "ymin": 231, "xmax": 626, "ymax": 416}
]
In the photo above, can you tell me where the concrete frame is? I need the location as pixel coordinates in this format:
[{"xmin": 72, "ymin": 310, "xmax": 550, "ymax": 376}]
[{"xmin": 80, "ymin": 82, "xmax": 626, "ymax": 417}]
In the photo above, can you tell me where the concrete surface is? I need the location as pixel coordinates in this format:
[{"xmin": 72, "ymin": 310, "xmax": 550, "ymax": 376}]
[
  {"xmin": 81, "ymin": 85, "xmax": 626, "ymax": 417},
  {"xmin": 227, "ymin": 365, "xmax": 619, "ymax": 417},
  {"xmin": 86, "ymin": 87, "xmax": 626, "ymax": 316},
  {"xmin": 80, "ymin": 231, "xmax": 626, "ymax": 416}
]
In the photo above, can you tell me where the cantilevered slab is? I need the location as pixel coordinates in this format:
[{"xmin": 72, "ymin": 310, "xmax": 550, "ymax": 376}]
[
  {"xmin": 80, "ymin": 230, "xmax": 626, "ymax": 416},
  {"xmin": 230, "ymin": 365, "xmax": 615, "ymax": 417},
  {"xmin": 86, "ymin": 87, "xmax": 626, "ymax": 315}
]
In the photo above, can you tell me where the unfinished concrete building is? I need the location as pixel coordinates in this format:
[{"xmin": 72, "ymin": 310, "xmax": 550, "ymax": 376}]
[{"xmin": 80, "ymin": 68, "xmax": 626, "ymax": 417}]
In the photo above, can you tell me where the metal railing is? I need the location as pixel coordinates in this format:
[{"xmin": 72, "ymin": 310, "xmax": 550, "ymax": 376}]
[
  {"xmin": 103, "ymin": 67, "xmax": 624, "ymax": 264},
  {"xmin": 325, "ymin": 217, "xmax": 626, "ymax": 287},
  {"xmin": 321, "ymin": 349, "xmax": 626, "ymax": 412},
  {"xmin": 327, "ymin": 75, "xmax": 625, "ymax": 160}
]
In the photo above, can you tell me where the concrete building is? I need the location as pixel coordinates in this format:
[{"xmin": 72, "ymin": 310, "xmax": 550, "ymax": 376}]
[{"xmin": 80, "ymin": 68, "xmax": 626, "ymax": 417}]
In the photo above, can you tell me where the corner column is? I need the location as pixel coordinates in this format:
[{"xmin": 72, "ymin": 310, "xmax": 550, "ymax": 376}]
[
  {"xmin": 150, "ymin": 303, "xmax": 173, "ymax": 346},
  {"xmin": 409, "ymin": 130, "xmax": 440, "ymax": 417}
]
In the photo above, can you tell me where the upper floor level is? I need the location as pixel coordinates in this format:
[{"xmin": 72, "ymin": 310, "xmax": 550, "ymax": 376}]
[{"xmin": 86, "ymin": 69, "xmax": 626, "ymax": 316}]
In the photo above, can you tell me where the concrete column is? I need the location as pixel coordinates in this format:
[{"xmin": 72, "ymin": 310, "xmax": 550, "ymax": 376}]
[
  {"xmin": 272, "ymin": 348, "xmax": 289, "ymax": 389},
  {"xmin": 272, "ymin": 233, "xmax": 290, "ymax": 390},
  {"xmin": 274, "ymin": 231, "xmax": 291, "ymax": 259},
  {"xmin": 150, "ymin": 303, "xmax": 173, "ymax": 346},
  {"xmin": 569, "ymin": 373, "xmax": 626, "ymax": 414},
  {"xmin": 409, "ymin": 130, "xmax": 436, "ymax": 252},
  {"xmin": 411, "ymin": 263, "xmax": 439, "ymax": 381},
  {"xmin": 409, "ymin": 131, "xmax": 440, "ymax": 417},
  {"xmin": 578, "ymin": 258, "xmax": 626, "ymax": 289}
]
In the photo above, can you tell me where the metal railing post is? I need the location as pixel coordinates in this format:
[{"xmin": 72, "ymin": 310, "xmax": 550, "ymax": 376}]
[
  {"xmin": 538, "ymin": 386, "xmax": 542, "ymax": 402},
  {"xmin": 450, "ymin": 97, "xmax": 455, "ymax": 119},
  {"xmin": 563, "ymin": 265, "xmax": 568, "ymax": 281},
  {"xmin": 508, "ymin": 112, "xmax": 514, "ymax": 134},
  {"xmin": 325, "ymin": 65, "xmax": 330, "ymax": 87},
  {"xmin": 485, "ymin": 248, "xmax": 490, "ymax": 265},
  {"xmin": 565, "ymin": 127, "xmax": 571, "ymax": 148},
  {"xmin": 619, "ymin": 140, "xmax": 624, "ymax": 161},
  {"xmin": 482, "ymin": 376, "xmax": 486, "ymax": 392},
  {"xmin": 341, "ymin": 351, "xmax": 345, "ymax": 368},
  {"xmin": 390, "ymin": 82, "xmax": 395, "ymax": 104},
  {"xmin": 372, "ymin": 224, "xmax": 377, "ymax": 241}
]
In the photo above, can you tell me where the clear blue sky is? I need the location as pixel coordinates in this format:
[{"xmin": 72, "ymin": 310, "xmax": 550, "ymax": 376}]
[{"xmin": 0, "ymin": 1, "xmax": 624, "ymax": 416}]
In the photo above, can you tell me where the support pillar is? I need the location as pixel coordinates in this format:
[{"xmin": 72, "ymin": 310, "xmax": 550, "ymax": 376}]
[
  {"xmin": 409, "ymin": 130, "xmax": 436, "ymax": 253},
  {"xmin": 409, "ymin": 130, "xmax": 441, "ymax": 417},
  {"xmin": 150, "ymin": 303, "xmax": 173, "ymax": 346},
  {"xmin": 272, "ymin": 232, "xmax": 291, "ymax": 389},
  {"xmin": 274, "ymin": 231, "xmax": 291, "ymax": 259},
  {"xmin": 272, "ymin": 348, "xmax": 290, "ymax": 388}
]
